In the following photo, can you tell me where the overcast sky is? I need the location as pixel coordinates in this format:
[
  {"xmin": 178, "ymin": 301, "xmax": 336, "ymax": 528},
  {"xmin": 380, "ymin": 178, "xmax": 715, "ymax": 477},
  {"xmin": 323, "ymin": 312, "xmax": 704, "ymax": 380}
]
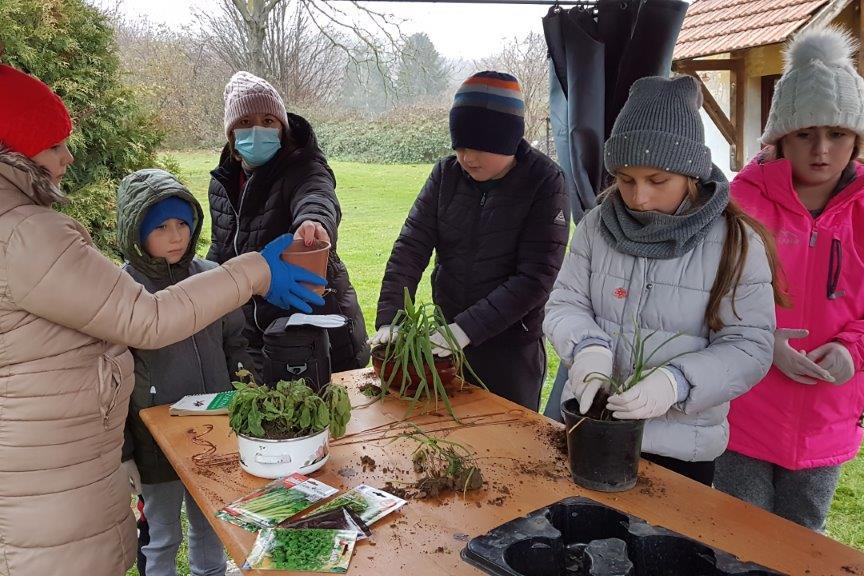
[{"xmin": 97, "ymin": 0, "xmax": 548, "ymax": 59}]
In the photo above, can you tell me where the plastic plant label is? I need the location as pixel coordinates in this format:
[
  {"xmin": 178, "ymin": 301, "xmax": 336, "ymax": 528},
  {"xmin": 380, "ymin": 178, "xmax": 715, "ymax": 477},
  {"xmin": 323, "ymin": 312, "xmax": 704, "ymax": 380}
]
[{"xmin": 217, "ymin": 473, "xmax": 338, "ymax": 531}]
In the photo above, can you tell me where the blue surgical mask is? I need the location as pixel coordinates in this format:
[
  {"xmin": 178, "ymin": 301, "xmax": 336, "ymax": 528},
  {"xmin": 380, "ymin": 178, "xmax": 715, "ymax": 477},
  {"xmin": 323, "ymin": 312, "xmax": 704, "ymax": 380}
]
[{"xmin": 233, "ymin": 126, "xmax": 282, "ymax": 167}]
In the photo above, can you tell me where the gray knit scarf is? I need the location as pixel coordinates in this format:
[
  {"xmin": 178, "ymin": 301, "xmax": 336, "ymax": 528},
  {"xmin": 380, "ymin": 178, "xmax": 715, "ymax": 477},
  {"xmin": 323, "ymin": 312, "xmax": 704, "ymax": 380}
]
[{"xmin": 599, "ymin": 165, "xmax": 729, "ymax": 260}]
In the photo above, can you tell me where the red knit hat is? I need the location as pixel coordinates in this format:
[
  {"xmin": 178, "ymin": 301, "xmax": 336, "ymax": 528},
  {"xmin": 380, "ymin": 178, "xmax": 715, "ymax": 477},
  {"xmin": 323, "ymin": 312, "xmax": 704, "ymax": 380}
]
[{"xmin": 0, "ymin": 64, "xmax": 73, "ymax": 157}]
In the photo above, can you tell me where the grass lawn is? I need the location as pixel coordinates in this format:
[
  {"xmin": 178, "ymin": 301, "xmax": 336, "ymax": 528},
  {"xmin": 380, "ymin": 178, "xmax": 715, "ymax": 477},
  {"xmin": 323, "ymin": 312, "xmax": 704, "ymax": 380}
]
[{"xmin": 125, "ymin": 150, "xmax": 859, "ymax": 576}]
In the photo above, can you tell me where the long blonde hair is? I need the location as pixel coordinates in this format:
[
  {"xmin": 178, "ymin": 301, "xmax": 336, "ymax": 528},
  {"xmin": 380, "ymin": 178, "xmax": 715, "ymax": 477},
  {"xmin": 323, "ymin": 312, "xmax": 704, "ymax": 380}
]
[{"xmin": 683, "ymin": 179, "xmax": 790, "ymax": 330}]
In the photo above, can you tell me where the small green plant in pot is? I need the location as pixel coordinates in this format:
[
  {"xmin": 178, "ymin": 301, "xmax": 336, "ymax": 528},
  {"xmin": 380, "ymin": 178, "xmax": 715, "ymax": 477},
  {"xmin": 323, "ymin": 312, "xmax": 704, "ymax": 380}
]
[
  {"xmin": 562, "ymin": 323, "xmax": 683, "ymax": 492},
  {"xmin": 370, "ymin": 288, "xmax": 485, "ymax": 419},
  {"xmin": 228, "ymin": 377, "xmax": 351, "ymax": 479}
]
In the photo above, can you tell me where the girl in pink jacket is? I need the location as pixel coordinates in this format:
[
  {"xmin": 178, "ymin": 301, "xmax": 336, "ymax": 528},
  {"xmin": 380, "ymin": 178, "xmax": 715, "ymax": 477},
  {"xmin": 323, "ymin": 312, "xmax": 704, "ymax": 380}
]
[{"xmin": 715, "ymin": 27, "xmax": 864, "ymax": 531}]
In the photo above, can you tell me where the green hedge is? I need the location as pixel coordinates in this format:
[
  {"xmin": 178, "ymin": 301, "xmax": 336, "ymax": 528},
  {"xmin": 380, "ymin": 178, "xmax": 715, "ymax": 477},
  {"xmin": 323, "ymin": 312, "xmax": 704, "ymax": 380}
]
[
  {"xmin": 1, "ymin": 0, "xmax": 164, "ymax": 257},
  {"xmin": 312, "ymin": 107, "xmax": 452, "ymax": 164}
]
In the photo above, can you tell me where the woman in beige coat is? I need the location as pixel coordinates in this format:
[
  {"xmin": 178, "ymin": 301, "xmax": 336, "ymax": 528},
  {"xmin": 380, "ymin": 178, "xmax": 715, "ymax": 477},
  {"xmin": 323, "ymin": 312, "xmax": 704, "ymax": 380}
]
[{"xmin": 0, "ymin": 64, "xmax": 325, "ymax": 575}]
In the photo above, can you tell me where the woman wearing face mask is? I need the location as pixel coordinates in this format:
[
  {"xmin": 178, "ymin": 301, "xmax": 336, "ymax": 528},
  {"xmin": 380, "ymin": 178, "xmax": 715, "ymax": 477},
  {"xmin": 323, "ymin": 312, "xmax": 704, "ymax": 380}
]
[
  {"xmin": 544, "ymin": 75, "xmax": 785, "ymax": 486},
  {"xmin": 208, "ymin": 72, "xmax": 369, "ymax": 372},
  {"xmin": 715, "ymin": 27, "xmax": 864, "ymax": 532}
]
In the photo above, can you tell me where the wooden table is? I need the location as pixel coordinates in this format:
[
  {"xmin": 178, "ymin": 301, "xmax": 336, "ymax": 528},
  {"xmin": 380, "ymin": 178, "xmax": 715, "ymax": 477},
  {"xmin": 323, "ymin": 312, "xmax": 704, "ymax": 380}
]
[{"xmin": 141, "ymin": 368, "xmax": 864, "ymax": 575}]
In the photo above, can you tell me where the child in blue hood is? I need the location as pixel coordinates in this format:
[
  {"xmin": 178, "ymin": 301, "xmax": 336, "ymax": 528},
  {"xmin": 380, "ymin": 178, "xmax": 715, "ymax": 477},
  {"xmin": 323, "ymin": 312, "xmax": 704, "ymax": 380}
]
[{"xmin": 118, "ymin": 169, "xmax": 253, "ymax": 576}]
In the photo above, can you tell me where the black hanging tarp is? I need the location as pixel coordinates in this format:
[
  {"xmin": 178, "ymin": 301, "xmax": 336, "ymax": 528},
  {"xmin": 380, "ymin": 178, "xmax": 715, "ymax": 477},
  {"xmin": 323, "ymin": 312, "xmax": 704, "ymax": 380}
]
[{"xmin": 542, "ymin": 0, "xmax": 688, "ymax": 420}]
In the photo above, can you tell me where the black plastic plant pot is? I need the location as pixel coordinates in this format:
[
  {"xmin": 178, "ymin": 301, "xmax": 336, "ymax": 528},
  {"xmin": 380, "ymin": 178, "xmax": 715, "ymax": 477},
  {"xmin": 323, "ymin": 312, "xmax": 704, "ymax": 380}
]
[
  {"xmin": 561, "ymin": 398, "xmax": 645, "ymax": 492},
  {"xmin": 460, "ymin": 496, "xmax": 782, "ymax": 576}
]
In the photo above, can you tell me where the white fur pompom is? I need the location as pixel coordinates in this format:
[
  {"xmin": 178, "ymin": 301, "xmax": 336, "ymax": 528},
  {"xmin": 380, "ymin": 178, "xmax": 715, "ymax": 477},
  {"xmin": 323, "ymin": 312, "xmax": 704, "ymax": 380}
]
[{"xmin": 787, "ymin": 26, "xmax": 858, "ymax": 71}]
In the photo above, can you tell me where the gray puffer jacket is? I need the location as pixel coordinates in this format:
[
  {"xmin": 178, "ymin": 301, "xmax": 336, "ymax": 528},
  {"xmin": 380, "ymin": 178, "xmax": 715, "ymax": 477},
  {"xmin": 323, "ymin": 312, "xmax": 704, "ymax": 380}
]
[{"xmin": 544, "ymin": 206, "xmax": 776, "ymax": 461}]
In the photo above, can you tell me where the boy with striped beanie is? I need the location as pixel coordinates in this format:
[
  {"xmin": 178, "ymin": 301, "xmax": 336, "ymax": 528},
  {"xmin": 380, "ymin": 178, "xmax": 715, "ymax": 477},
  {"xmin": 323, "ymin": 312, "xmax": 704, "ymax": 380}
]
[
  {"xmin": 450, "ymin": 70, "xmax": 525, "ymax": 156},
  {"xmin": 373, "ymin": 70, "xmax": 569, "ymax": 411}
]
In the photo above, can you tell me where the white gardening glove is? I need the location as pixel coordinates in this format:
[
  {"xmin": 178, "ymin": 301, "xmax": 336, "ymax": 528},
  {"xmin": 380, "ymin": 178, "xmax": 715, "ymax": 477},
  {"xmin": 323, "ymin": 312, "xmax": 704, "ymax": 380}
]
[
  {"xmin": 606, "ymin": 367, "xmax": 677, "ymax": 420},
  {"xmin": 121, "ymin": 459, "xmax": 142, "ymax": 495},
  {"xmin": 807, "ymin": 342, "xmax": 856, "ymax": 386},
  {"xmin": 773, "ymin": 328, "xmax": 834, "ymax": 385},
  {"xmin": 369, "ymin": 325, "xmax": 399, "ymax": 347},
  {"xmin": 429, "ymin": 323, "xmax": 471, "ymax": 357},
  {"xmin": 568, "ymin": 346, "xmax": 614, "ymax": 414}
]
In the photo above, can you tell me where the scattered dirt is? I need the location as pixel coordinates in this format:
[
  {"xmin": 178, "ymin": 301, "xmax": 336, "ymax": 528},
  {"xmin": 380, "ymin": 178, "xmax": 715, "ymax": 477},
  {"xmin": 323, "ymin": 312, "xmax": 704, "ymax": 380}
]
[
  {"xmin": 337, "ymin": 466, "xmax": 358, "ymax": 478},
  {"xmin": 434, "ymin": 546, "xmax": 445, "ymax": 554},
  {"xmin": 360, "ymin": 455, "xmax": 377, "ymax": 472},
  {"xmin": 487, "ymin": 495, "xmax": 506, "ymax": 506},
  {"xmin": 516, "ymin": 460, "xmax": 566, "ymax": 481},
  {"xmin": 636, "ymin": 474, "xmax": 667, "ymax": 498},
  {"xmin": 841, "ymin": 566, "xmax": 860, "ymax": 575},
  {"xmin": 539, "ymin": 425, "xmax": 568, "ymax": 460},
  {"xmin": 382, "ymin": 481, "xmax": 411, "ymax": 500}
]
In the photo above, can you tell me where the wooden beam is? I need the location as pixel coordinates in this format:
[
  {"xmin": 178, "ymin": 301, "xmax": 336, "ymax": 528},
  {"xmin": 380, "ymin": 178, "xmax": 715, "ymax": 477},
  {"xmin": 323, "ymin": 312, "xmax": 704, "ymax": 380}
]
[
  {"xmin": 683, "ymin": 72, "xmax": 736, "ymax": 146},
  {"xmin": 675, "ymin": 59, "xmax": 736, "ymax": 72},
  {"xmin": 731, "ymin": 56, "xmax": 746, "ymax": 171},
  {"xmin": 801, "ymin": 0, "xmax": 855, "ymax": 33}
]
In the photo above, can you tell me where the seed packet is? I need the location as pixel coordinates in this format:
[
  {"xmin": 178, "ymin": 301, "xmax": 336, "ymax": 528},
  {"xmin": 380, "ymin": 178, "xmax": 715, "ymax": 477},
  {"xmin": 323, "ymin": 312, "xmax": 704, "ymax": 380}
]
[
  {"xmin": 303, "ymin": 484, "xmax": 407, "ymax": 526},
  {"xmin": 244, "ymin": 528, "xmax": 357, "ymax": 572},
  {"xmin": 280, "ymin": 506, "xmax": 372, "ymax": 540},
  {"xmin": 217, "ymin": 473, "xmax": 338, "ymax": 531}
]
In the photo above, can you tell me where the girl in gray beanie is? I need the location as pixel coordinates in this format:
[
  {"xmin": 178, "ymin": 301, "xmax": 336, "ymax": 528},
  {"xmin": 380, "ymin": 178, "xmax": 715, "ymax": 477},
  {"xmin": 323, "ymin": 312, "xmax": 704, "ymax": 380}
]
[
  {"xmin": 544, "ymin": 74, "xmax": 787, "ymax": 485},
  {"xmin": 717, "ymin": 26, "xmax": 864, "ymax": 532}
]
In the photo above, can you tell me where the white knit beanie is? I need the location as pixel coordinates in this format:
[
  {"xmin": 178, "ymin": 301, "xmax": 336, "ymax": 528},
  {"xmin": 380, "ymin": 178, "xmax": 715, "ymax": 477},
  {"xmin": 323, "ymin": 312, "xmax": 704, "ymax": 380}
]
[
  {"xmin": 762, "ymin": 26, "xmax": 864, "ymax": 145},
  {"xmin": 223, "ymin": 71, "xmax": 289, "ymax": 138}
]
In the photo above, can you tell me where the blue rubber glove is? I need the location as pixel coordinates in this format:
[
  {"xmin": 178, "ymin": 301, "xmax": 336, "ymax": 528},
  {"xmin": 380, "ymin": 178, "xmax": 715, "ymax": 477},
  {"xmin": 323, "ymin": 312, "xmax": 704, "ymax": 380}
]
[{"xmin": 260, "ymin": 234, "xmax": 326, "ymax": 313}]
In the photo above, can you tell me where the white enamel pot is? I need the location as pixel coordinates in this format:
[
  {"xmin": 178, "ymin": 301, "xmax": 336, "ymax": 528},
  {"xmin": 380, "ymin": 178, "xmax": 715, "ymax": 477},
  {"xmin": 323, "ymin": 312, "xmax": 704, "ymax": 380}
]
[{"xmin": 237, "ymin": 427, "xmax": 330, "ymax": 479}]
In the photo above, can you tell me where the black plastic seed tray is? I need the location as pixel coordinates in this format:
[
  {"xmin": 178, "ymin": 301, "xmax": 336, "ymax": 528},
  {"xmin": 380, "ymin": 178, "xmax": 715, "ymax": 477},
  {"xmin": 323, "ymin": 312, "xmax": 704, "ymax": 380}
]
[{"xmin": 461, "ymin": 496, "xmax": 784, "ymax": 576}]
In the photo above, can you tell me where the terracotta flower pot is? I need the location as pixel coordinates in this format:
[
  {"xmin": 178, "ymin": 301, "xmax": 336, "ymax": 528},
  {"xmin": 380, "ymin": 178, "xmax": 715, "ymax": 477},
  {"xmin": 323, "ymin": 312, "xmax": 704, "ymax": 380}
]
[
  {"xmin": 281, "ymin": 238, "xmax": 330, "ymax": 296},
  {"xmin": 370, "ymin": 345, "xmax": 460, "ymax": 395}
]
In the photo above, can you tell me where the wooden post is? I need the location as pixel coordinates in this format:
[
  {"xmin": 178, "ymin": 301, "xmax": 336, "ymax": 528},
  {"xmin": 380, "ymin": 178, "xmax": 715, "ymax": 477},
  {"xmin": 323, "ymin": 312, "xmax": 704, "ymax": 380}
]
[{"xmin": 730, "ymin": 55, "xmax": 746, "ymax": 171}]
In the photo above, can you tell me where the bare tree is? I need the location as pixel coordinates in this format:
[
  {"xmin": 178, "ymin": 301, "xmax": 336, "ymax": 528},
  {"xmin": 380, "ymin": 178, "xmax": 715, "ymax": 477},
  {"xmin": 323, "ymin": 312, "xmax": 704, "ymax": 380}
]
[
  {"xmin": 227, "ymin": 0, "xmax": 280, "ymax": 77},
  {"xmin": 197, "ymin": 0, "xmax": 405, "ymax": 92},
  {"xmin": 114, "ymin": 17, "xmax": 230, "ymax": 147},
  {"xmin": 479, "ymin": 32, "xmax": 550, "ymax": 143}
]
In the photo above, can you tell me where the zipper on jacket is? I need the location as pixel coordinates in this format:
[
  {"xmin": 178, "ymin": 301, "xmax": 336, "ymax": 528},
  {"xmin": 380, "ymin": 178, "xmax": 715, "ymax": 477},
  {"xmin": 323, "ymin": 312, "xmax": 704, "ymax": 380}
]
[
  {"xmin": 169, "ymin": 264, "xmax": 208, "ymax": 393},
  {"xmin": 232, "ymin": 174, "xmax": 252, "ymax": 258},
  {"xmin": 464, "ymin": 183, "xmax": 485, "ymax": 308},
  {"xmin": 150, "ymin": 385, "xmax": 157, "ymax": 407},
  {"xmin": 828, "ymin": 238, "xmax": 844, "ymax": 299},
  {"xmin": 809, "ymin": 230, "xmax": 818, "ymax": 247}
]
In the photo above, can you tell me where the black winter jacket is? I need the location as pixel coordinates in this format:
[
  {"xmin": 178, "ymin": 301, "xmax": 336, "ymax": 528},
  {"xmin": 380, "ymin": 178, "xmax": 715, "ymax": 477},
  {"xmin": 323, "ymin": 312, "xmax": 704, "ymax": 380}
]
[
  {"xmin": 207, "ymin": 113, "xmax": 369, "ymax": 371},
  {"xmin": 376, "ymin": 140, "xmax": 569, "ymax": 347}
]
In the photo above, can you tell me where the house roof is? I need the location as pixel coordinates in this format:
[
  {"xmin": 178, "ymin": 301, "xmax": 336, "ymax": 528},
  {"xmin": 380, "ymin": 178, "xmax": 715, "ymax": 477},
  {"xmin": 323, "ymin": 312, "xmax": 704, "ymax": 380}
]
[{"xmin": 673, "ymin": 0, "xmax": 849, "ymax": 61}]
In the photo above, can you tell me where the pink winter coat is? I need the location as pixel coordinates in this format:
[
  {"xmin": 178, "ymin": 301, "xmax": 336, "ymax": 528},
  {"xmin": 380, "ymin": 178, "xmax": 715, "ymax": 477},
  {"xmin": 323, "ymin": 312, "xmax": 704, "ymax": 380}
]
[{"xmin": 729, "ymin": 155, "xmax": 864, "ymax": 470}]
